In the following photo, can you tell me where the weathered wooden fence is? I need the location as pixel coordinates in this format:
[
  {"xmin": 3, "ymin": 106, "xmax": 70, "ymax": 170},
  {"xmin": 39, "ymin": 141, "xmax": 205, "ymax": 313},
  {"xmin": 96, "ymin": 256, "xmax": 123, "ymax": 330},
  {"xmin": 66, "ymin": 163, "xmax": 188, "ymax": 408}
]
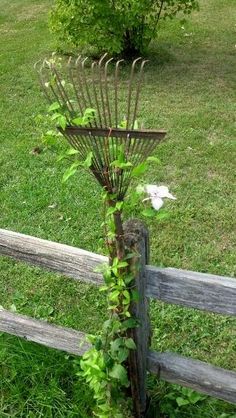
[{"xmin": 0, "ymin": 225, "xmax": 236, "ymax": 413}]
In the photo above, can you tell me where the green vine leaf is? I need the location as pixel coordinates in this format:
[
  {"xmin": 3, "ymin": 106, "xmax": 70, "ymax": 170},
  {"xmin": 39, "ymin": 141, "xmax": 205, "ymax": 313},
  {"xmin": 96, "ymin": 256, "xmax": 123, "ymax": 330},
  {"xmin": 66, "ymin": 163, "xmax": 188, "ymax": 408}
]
[
  {"xmin": 67, "ymin": 148, "xmax": 79, "ymax": 155},
  {"xmin": 111, "ymin": 160, "xmax": 133, "ymax": 169},
  {"xmin": 50, "ymin": 112, "xmax": 62, "ymax": 121},
  {"xmin": 117, "ymin": 348, "xmax": 129, "ymax": 363},
  {"xmin": 131, "ymin": 162, "xmax": 147, "ymax": 177},
  {"xmin": 142, "ymin": 207, "xmax": 156, "ymax": 217},
  {"xmin": 94, "ymin": 338, "xmax": 103, "ymax": 351},
  {"xmin": 109, "ymin": 364, "xmax": 129, "ymax": 387},
  {"xmin": 110, "ymin": 338, "xmax": 123, "ymax": 353},
  {"xmin": 72, "ymin": 117, "xmax": 84, "ymax": 126},
  {"xmin": 57, "ymin": 148, "xmax": 79, "ymax": 162},
  {"xmin": 156, "ymin": 210, "xmax": 170, "ymax": 220},
  {"xmin": 109, "ymin": 290, "xmax": 120, "ymax": 302},
  {"xmin": 62, "ymin": 162, "xmax": 80, "ymax": 183},
  {"xmin": 99, "ymin": 285, "xmax": 109, "ymax": 292},
  {"xmin": 176, "ymin": 397, "xmax": 190, "ymax": 407},
  {"xmin": 83, "ymin": 151, "xmax": 93, "ymax": 168},
  {"xmin": 131, "ymin": 290, "xmax": 139, "ymax": 302},
  {"xmin": 122, "ymin": 290, "xmax": 130, "ymax": 305},
  {"xmin": 121, "ymin": 318, "xmax": 138, "ymax": 330},
  {"xmin": 116, "ymin": 201, "xmax": 123, "ymax": 211},
  {"xmin": 48, "ymin": 102, "xmax": 61, "ymax": 112},
  {"xmin": 58, "ymin": 115, "xmax": 67, "ymax": 130},
  {"xmin": 42, "ymin": 130, "xmax": 60, "ymax": 147},
  {"xmin": 146, "ymin": 156, "xmax": 161, "ymax": 164},
  {"xmin": 107, "ymin": 206, "xmax": 117, "ymax": 216},
  {"xmin": 124, "ymin": 338, "xmax": 136, "ymax": 350}
]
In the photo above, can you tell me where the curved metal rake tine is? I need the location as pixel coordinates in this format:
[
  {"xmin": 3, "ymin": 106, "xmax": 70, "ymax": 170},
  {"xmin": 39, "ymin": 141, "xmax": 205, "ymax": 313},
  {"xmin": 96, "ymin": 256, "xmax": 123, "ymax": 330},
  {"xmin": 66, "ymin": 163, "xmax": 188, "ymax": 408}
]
[
  {"xmin": 91, "ymin": 61, "xmax": 103, "ymax": 127},
  {"xmin": 131, "ymin": 59, "xmax": 149, "ymax": 130},
  {"xmin": 34, "ymin": 59, "xmax": 41, "ymax": 72},
  {"xmin": 67, "ymin": 56, "xmax": 71, "ymax": 65},
  {"xmin": 67, "ymin": 56, "xmax": 73, "ymax": 69},
  {"xmin": 126, "ymin": 57, "xmax": 142, "ymax": 129},
  {"xmin": 43, "ymin": 61, "xmax": 70, "ymax": 123},
  {"xmin": 81, "ymin": 57, "xmax": 96, "ymax": 126},
  {"xmin": 34, "ymin": 59, "xmax": 53, "ymax": 104},
  {"xmin": 34, "ymin": 60, "xmax": 46, "ymax": 94},
  {"xmin": 129, "ymin": 60, "xmax": 149, "ymax": 167},
  {"xmin": 39, "ymin": 59, "xmax": 49, "ymax": 77},
  {"xmin": 67, "ymin": 56, "xmax": 84, "ymax": 117},
  {"xmin": 114, "ymin": 59, "xmax": 124, "ymax": 127},
  {"xmin": 50, "ymin": 66, "xmax": 66, "ymax": 111},
  {"xmin": 75, "ymin": 55, "xmax": 90, "ymax": 114},
  {"xmin": 98, "ymin": 52, "xmax": 108, "ymax": 66},
  {"xmin": 75, "ymin": 55, "xmax": 82, "ymax": 66},
  {"xmin": 98, "ymin": 53, "xmax": 108, "ymax": 126},
  {"xmin": 104, "ymin": 57, "xmax": 113, "ymax": 127},
  {"xmin": 51, "ymin": 62, "xmax": 75, "ymax": 114},
  {"xmin": 81, "ymin": 57, "xmax": 88, "ymax": 64},
  {"xmin": 42, "ymin": 57, "xmax": 53, "ymax": 71},
  {"xmin": 81, "ymin": 56, "xmax": 96, "ymax": 126}
]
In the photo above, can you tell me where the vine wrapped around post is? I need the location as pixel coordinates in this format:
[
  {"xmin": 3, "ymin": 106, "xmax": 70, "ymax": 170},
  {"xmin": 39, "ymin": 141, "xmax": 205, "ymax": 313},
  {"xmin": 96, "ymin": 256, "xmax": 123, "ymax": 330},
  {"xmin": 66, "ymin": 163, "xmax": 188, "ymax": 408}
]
[{"xmin": 36, "ymin": 54, "xmax": 176, "ymax": 418}]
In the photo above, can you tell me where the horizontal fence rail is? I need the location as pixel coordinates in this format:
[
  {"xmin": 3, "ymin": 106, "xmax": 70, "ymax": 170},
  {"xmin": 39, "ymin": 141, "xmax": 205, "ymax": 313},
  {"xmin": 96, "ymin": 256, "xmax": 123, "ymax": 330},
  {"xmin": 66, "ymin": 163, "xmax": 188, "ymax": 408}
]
[
  {"xmin": 147, "ymin": 352, "xmax": 236, "ymax": 404},
  {"xmin": 1, "ymin": 308, "xmax": 236, "ymax": 404},
  {"xmin": 1, "ymin": 228, "xmax": 236, "ymax": 406},
  {"xmin": 1, "ymin": 229, "xmax": 235, "ymax": 316},
  {"xmin": 0, "ymin": 228, "xmax": 105, "ymax": 286},
  {"xmin": 0, "ymin": 308, "xmax": 90, "ymax": 356},
  {"xmin": 146, "ymin": 267, "xmax": 236, "ymax": 316}
]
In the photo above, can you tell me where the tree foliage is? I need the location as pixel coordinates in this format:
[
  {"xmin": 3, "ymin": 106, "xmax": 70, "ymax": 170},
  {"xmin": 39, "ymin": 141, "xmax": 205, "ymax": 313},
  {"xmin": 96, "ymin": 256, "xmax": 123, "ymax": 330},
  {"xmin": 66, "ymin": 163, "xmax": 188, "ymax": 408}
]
[{"xmin": 50, "ymin": 0, "xmax": 199, "ymax": 56}]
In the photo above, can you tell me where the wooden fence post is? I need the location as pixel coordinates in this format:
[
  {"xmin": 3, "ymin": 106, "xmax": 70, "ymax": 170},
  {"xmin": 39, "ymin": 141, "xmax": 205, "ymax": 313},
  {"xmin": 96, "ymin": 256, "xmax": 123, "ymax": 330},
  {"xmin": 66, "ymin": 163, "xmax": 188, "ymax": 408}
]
[{"xmin": 124, "ymin": 219, "xmax": 150, "ymax": 418}]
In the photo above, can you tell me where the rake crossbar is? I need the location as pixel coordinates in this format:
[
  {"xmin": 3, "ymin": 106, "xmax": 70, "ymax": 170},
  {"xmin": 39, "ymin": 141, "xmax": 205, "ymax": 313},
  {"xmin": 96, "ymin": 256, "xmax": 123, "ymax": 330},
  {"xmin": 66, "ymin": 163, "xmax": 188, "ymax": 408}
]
[{"xmin": 59, "ymin": 126, "xmax": 167, "ymax": 140}]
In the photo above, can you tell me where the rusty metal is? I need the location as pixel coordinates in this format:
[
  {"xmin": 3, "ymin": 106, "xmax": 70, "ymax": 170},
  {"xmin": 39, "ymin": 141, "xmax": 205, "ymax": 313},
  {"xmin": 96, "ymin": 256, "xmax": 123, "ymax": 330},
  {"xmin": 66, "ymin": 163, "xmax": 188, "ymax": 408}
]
[
  {"xmin": 126, "ymin": 57, "xmax": 142, "ymax": 130},
  {"xmin": 59, "ymin": 126, "xmax": 166, "ymax": 140},
  {"xmin": 37, "ymin": 55, "xmax": 167, "ymax": 199}
]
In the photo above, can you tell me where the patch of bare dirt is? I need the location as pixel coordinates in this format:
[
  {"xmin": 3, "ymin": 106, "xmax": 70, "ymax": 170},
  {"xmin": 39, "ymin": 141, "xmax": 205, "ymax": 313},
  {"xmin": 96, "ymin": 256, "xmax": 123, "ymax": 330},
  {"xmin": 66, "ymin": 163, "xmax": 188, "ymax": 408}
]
[
  {"xmin": 17, "ymin": 4, "xmax": 48, "ymax": 21},
  {"xmin": 0, "ymin": 23, "xmax": 18, "ymax": 35}
]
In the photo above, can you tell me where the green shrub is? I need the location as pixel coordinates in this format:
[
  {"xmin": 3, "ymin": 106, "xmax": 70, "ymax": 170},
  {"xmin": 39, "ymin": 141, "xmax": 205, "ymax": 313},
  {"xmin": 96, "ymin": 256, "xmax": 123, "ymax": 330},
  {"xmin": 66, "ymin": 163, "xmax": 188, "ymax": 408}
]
[{"xmin": 50, "ymin": 0, "xmax": 199, "ymax": 56}]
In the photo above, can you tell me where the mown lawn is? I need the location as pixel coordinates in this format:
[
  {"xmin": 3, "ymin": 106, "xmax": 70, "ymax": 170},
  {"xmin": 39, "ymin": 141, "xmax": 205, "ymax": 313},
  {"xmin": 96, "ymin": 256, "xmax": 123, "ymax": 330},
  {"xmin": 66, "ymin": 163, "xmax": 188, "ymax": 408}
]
[{"xmin": 0, "ymin": 0, "xmax": 236, "ymax": 416}]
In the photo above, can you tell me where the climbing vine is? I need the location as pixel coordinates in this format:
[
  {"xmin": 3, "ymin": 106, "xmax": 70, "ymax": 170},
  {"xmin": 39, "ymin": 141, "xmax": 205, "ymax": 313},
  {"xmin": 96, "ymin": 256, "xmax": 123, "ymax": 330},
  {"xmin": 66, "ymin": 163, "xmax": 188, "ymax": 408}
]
[
  {"xmin": 37, "ymin": 83, "xmax": 175, "ymax": 416},
  {"xmin": 79, "ymin": 195, "xmax": 138, "ymax": 418}
]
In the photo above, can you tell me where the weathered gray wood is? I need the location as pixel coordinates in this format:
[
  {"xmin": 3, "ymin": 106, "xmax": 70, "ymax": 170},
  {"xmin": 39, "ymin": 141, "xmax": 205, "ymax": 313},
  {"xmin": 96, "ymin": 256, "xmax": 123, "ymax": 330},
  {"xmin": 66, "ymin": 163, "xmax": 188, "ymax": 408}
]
[
  {"xmin": 124, "ymin": 219, "xmax": 150, "ymax": 418},
  {"xmin": 1, "ymin": 229, "xmax": 236, "ymax": 316},
  {"xmin": 147, "ymin": 351, "xmax": 236, "ymax": 404},
  {"xmin": 1, "ymin": 227, "xmax": 236, "ymax": 406},
  {"xmin": 146, "ymin": 267, "xmax": 236, "ymax": 316},
  {"xmin": 0, "ymin": 228, "xmax": 106, "ymax": 286},
  {"xmin": 0, "ymin": 308, "xmax": 91, "ymax": 355}
]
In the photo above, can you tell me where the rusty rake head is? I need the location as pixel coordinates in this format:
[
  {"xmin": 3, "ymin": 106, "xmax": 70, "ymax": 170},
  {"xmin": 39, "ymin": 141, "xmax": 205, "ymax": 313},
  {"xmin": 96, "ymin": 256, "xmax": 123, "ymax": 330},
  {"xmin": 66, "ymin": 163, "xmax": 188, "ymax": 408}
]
[{"xmin": 35, "ymin": 54, "xmax": 166, "ymax": 199}]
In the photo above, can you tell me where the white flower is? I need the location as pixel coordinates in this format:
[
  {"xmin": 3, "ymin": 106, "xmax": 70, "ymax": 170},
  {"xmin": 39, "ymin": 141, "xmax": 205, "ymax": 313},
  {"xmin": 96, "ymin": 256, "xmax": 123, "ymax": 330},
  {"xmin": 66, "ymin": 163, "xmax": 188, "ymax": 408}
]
[{"xmin": 142, "ymin": 184, "xmax": 176, "ymax": 211}]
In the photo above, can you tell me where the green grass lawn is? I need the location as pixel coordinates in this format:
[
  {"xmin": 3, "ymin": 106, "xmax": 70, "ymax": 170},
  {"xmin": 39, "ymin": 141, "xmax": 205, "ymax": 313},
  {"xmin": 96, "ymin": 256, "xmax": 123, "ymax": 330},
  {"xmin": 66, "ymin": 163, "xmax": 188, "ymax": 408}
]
[{"xmin": 0, "ymin": 0, "xmax": 236, "ymax": 416}]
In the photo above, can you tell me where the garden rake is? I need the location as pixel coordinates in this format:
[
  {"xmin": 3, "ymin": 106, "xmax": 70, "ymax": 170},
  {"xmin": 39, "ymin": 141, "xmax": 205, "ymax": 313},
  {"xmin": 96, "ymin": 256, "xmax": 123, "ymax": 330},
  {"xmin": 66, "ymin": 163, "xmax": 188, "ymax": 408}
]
[{"xmin": 35, "ymin": 53, "xmax": 166, "ymax": 199}]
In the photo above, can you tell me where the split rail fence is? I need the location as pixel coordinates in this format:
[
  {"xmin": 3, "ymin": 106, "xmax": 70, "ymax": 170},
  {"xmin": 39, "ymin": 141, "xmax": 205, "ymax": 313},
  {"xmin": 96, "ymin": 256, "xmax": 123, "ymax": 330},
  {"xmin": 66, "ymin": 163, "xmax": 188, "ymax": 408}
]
[{"xmin": 0, "ymin": 223, "xmax": 236, "ymax": 414}]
